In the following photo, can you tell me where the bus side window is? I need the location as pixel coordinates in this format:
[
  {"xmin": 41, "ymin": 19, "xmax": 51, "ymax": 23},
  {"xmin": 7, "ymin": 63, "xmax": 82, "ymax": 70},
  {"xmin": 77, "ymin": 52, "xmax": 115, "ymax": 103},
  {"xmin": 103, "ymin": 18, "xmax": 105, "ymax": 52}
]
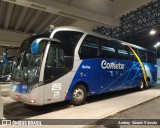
[
  {"xmin": 153, "ymin": 54, "xmax": 157, "ymax": 64},
  {"xmin": 129, "ymin": 47, "xmax": 137, "ymax": 61},
  {"xmin": 147, "ymin": 52, "xmax": 156, "ymax": 64},
  {"xmin": 138, "ymin": 50, "xmax": 146, "ymax": 62},
  {"xmin": 79, "ymin": 35, "xmax": 100, "ymax": 59},
  {"xmin": 101, "ymin": 39, "xmax": 116, "ymax": 59},
  {"xmin": 117, "ymin": 44, "xmax": 129, "ymax": 60},
  {"xmin": 53, "ymin": 31, "xmax": 83, "ymax": 57},
  {"xmin": 147, "ymin": 52, "xmax": 151, "ymax": 63}
]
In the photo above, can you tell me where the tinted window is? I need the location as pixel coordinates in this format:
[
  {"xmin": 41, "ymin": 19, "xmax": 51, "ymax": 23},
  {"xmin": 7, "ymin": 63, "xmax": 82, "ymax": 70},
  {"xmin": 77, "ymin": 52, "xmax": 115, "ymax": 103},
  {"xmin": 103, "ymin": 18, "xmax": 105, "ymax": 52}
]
[
  {"xmin": 138, "ymin": 50, "xmax": 146, "ymax": 62},
  {"xmin": 129, "ymin": 47, "xmax": 137, "ymax": 61},
  {"xmin": 147, "ymin": 52, "xmax": 156, "ymax": 64},
  {"xmin": 46, "ymin": 45, "xmax": 64, "ymax": 68},
  {"xmin": 117, "ymin": 44, "xmax": 129, "ymax": 60},
  {"xmin": 101, "ymin": 39, "xmax": 116, "ymax": 58},
  {"xmin": 54, "ymin": 31, "xmax": 83, "ymax": 56},
  {"xmin": 44, "ymin": 43, "xmax": 65, "ymax": 82},
  {"xmin": 79, "ymin": 35, "xmax": 100, "ymax": 59}
]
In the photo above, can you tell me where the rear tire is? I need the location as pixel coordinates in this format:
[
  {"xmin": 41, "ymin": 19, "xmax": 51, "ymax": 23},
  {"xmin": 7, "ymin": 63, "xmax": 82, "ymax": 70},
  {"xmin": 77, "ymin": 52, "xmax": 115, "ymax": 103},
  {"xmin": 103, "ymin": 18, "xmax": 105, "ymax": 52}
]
[
  {"xmin": 145, "ymin": 79, "xmax": 150, "ymax": 89},
  {"xmin": 137, "ymin": 79, "xmax": 145, "ymax": 91},
  {"xmin": 70, "ymin": 84, "xmax": 87, "ymax": 106}
]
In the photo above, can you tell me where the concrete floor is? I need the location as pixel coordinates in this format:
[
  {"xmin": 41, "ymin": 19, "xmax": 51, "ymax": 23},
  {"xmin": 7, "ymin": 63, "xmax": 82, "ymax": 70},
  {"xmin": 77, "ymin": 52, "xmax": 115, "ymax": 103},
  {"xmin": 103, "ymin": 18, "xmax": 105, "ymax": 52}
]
[
  {"xmin": 0, "ymin": 83, "xmax": 10, "ymax": 97},
  {"xmin": 93, "ymin": 97, "xmax": 160, "ymax": 128},
  {"xmin": 0, "ymin": 82, "xmax": 160, "ymax": 128}
]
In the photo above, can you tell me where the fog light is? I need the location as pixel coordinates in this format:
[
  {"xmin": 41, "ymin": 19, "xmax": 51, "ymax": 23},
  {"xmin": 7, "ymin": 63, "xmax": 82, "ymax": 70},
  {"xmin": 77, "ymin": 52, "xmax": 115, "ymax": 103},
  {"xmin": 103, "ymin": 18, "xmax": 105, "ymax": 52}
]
[{"xmin": 30, "ymin": 100, "xmax": 36, "ymax": 103}]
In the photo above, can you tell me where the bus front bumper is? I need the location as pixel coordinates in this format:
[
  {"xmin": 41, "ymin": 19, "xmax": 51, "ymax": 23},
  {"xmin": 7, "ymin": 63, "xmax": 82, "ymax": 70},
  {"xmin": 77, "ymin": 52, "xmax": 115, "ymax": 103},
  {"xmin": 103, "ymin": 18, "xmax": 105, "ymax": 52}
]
[{"xmin": 10, "ymin": 90, "xmax": 43, "ymax": 106}]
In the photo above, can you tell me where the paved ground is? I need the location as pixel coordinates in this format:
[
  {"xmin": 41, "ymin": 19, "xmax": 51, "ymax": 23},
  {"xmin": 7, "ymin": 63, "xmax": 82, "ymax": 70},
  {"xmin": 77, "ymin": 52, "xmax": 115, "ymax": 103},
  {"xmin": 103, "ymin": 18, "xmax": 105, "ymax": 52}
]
[
  {"xmin": 0, "ymin": 82, "xmax": 160, "ymax": 128},
  {"xmin": 2, "ymin": 85, "xmax": 160, "ymax": 120},
  {"xmin": 0, "ymin": 83, "xmax": 10, "ymax": 97},
  {"xmin": 92, "ymin": 96, "xmax": 160, "ymax": 128}
]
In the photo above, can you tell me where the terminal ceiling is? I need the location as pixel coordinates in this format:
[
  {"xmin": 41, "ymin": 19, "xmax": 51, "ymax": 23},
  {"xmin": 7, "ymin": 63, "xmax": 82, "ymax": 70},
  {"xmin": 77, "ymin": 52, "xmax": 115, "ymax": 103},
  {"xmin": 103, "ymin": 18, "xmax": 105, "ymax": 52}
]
[
  {"xmin": 0, "ymin": 0, "xmax": 153, "ymax": 58},
  {"xmin": 1, "ymin": 0, "xmax": 151, "ymax": 34}
]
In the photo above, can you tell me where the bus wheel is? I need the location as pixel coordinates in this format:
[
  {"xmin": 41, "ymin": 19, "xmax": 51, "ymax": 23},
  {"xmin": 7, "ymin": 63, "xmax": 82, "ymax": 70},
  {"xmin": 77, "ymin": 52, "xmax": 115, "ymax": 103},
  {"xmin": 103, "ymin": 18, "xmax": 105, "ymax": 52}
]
[
  {"xmin": 70, "ymin": 84, "xmax": 87, "ymax": 106},
  {"xmin": 145, "ymin": 79, "xmax": 150, "ymax": 89},
  {"xmin": 137, "ymin": 79, "xmax": 144, "ymax": 91}
]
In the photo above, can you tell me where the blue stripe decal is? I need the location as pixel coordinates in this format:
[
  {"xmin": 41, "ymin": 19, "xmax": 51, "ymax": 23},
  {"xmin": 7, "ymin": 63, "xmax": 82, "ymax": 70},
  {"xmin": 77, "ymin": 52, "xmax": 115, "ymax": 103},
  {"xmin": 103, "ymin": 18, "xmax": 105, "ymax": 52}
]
[
  {"xmin": 99, "ymin": 62, "xmax": 140, "ymax": 94},
  {"xmin": 66, "ymin": 58, "xmax": 157, "ymax": 100}
]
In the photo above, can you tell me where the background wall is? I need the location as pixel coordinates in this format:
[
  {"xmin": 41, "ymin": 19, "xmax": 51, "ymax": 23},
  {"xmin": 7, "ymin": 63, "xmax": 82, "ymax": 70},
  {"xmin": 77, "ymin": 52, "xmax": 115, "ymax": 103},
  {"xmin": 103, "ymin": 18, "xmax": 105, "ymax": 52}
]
[
  {"xmin": 113, "ymin": 0, "xmax": 151, "ymax": 17},
  {"xmin": 0, "ymin": 30, "xmax": 30, "ymax": 59}
]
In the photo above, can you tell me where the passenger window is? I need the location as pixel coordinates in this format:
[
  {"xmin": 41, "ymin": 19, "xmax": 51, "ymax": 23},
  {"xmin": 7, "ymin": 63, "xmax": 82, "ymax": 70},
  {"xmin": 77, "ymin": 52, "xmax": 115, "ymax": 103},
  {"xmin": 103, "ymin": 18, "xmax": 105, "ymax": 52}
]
[
  {"xmin": 117, "ymin": 44, "xmax": 129, "ymax": 60},
  {"xmin": 147, "ymin": 52, "xmax": 156, "ymax": 64},
  {"xmin": 129, "ymin": 47, "xmax": 137, "ymax": 61},
  {"xmin": 138, "ymin": 50, "xmax": 146, "ymax": 62},
  {"xmin": 79, "ymin": 35, "xmax": 100, "ymax": 59},
  {"xmin": 147, "ymin": 52, "xmax": 151, "ymax": 63},
  {"xmin": 153, "ymin": 55, "xmax": 157, "ymax": 64},
  {"xmin": 54, "ymin": 31, "xmax": 83, "ymax": 56},
  {"xmin": 101, "ymin": 39, "xmax": 116, "ymax": 59}
]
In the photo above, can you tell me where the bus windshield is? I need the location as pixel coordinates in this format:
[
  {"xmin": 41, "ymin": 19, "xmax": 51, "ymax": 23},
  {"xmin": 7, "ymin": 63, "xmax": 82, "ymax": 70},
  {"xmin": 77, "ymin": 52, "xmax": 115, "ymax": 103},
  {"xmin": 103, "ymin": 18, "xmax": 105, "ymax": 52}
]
[
  {"xmin": 11, "ymin": 34, "xmax": 50, "ymax": 85},
  {"xmin": 11, "ymin": 30, "xmax": 83, "ymax": 85},
  {"xmin": 12, "ymin": 39, "xmax": 46, "ymax": 85}
]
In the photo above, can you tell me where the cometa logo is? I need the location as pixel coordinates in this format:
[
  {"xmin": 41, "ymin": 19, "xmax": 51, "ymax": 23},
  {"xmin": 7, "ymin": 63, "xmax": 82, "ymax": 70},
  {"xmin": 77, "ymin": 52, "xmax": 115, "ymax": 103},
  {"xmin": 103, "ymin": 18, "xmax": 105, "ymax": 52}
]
[{"xmin": 101, "ymin": 60, "xmax": 125, "ymax": 69}]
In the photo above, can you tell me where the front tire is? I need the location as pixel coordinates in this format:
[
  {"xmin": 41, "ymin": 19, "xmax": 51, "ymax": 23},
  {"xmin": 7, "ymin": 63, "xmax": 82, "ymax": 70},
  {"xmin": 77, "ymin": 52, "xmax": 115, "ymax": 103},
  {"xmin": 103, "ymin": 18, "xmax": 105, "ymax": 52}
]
[{"xmin": 70, "ymin": 84, "xmax": 87, "ymax": 106}]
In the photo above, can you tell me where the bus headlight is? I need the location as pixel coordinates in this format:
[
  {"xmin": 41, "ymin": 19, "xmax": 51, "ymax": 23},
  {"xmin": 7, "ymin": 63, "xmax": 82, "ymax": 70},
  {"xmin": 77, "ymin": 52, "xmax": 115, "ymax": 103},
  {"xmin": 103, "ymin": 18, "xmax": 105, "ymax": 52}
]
[{"xmin": 28, "ymin": 81, "xmax": 44, "ymax": 93}]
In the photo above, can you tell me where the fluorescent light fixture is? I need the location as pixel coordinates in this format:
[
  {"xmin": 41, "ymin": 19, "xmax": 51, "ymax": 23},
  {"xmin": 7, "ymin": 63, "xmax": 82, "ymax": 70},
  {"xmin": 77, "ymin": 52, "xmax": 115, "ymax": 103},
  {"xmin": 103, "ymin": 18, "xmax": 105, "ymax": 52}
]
[
  {"xmin": 157, "ymin": 42, "xmax": 160, "ymax": 46},
  {"xmin": 154, "ymin": 42, "xmax": 160, "ymax": 48},
  {"xmin": 150, "ymin": 29, "xmax": 156, "ymax": 35}
]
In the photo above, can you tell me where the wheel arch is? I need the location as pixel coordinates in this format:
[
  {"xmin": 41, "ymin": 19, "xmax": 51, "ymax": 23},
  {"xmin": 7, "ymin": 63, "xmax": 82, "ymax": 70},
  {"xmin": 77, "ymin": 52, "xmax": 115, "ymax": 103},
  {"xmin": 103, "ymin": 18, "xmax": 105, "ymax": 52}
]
[
  {"xmin": 73, "ymin": 81, "xmax": 89, "ymax": 95},
  {"xmin": 146, "ymin": 77, "xmax": 150, "ymax": 82},
  {"xmin": 65, "ymin": 80, "xmax": 90, "ymax": 101}
]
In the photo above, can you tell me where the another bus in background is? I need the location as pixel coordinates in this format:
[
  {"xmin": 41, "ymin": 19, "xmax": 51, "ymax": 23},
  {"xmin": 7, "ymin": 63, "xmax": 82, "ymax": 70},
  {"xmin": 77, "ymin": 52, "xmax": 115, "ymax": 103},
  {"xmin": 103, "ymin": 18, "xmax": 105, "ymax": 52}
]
[{"xmin": 0, "ymin": 47, "xmax": 18, "ymax": 82}]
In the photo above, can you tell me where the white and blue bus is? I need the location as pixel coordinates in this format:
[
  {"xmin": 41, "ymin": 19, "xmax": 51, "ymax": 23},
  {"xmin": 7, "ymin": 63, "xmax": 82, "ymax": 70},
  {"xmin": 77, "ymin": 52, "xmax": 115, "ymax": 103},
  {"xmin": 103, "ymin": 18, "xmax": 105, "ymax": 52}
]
[{"xmin": 10, "ymin": 26, "xmax": 157, "ymax": 106}]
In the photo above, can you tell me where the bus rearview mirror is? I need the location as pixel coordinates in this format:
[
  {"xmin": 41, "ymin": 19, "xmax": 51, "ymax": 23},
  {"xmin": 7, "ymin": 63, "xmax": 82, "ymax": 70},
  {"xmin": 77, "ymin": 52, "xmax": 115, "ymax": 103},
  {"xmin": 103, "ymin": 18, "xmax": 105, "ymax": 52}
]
[
  {"xmin": 31, "ymin": 41, "xmax": 39, "ymax": 54},
  {"xmin": 3, "ymin": 52, "xmax": 7, "ymax": 62}
]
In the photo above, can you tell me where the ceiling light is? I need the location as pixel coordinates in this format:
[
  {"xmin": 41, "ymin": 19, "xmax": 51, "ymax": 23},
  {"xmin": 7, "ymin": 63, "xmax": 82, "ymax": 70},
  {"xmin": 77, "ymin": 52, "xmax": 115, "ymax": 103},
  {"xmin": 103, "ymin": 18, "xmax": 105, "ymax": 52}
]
[
  {"xmin": 150, "ymin": 29, "xmax": 156, "ymax": 35},
  {"xmin": 154, "ymin": 42, "xmax": 160, "ymax": 47},
  {"xmin": 157, "ymin": 42, "xmax": 160, "ymax": 46}
]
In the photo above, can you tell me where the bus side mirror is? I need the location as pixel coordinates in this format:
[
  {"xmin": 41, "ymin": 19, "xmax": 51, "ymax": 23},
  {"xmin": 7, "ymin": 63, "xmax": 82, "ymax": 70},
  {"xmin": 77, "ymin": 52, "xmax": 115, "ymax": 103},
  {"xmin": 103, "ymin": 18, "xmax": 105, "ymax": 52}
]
[
  {"xmin": 31, "ymin": 41, "xmax": 39, "ymax": 54},
  {"xmin": 3, "ymin": 52, "xmax": 7, "ymax": 62}
]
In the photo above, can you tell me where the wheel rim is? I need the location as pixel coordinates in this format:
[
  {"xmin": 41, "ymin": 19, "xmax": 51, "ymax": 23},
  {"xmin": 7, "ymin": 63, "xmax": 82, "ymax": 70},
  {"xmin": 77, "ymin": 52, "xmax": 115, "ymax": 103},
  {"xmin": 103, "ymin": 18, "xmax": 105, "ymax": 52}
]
[
  {"xmin": 146, "ymin": 81, "xmax": 149, "ymax": 88},
  {"xmin": 73, "ymin": 88, "xmax": 84, "ymax": 102},
  {"xmin": 140, "ymin": 81, "xmax": 144, "ymax": 89}
]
